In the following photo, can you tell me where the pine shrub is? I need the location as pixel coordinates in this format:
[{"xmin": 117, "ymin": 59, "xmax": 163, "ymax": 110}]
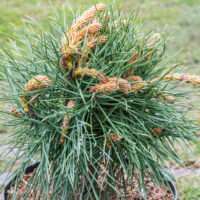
[{"xmin": 0, "ymin": 3, "xmax": 199, "ymax": 200}]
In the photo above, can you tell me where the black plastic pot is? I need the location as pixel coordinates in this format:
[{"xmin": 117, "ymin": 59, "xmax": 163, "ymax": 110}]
[
  {"xmin": 2, "ymin": 162, "xmax": 40, "ymax": 200},
  {"xmin": 167, "ymin": 180, "xmax": 178, "ymax": 200},
  {"xmin": 2, "ymin": 162, "xmax": 178, "ymax": 200}
]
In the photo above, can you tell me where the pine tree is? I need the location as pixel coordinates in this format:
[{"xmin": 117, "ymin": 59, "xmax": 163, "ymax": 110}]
[{"xmin": 0, "ymin": 3, "xmax": 199, "ymax": 200}]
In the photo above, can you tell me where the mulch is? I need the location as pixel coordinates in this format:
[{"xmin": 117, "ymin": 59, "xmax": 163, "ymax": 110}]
[{"xmin": 7, "ymin": 169, "xmax": 174, "ymax": 200}]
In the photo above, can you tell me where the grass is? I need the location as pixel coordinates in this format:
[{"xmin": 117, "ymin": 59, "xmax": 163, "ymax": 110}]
[
  {"xmin": 177, "ymin": 176, "xmax": 200, "ymax": 200},
  {"xmin": 131, "ymin": 0, "xmax": 200, "ymax": 68},
  {"xmin": 1, "ymin": 0, "xmax": 200, "ymax": 70},
  {"xmin": 0, "ymin": 0, "xmax": 200, "ymax": 199}
]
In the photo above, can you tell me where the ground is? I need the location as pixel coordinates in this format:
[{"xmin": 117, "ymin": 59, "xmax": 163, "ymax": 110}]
[{"xmin": 0, "ymin": 0, "xmax": 200, "ymax": 199}]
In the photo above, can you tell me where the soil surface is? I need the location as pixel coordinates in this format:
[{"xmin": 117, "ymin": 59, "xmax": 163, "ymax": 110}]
[{"xmin": 6, "ymin": 169, "xmax": 174, "ymax": 200}]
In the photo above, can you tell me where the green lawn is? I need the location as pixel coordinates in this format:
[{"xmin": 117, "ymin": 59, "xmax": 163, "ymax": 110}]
[
  {"xmin": 177, "ymin": 175, "xmax": 200, "ymax": 200},
  {"xmin": 0, "ymin": 0, "xmax": 200, "ymax": 199},
  {"xmin": 1, "ymin": 0, "xmax": 200, "ymax": 70},
  {"xmin": 176, "ymin": 143, "xmax": 200, "ymax": 199}
]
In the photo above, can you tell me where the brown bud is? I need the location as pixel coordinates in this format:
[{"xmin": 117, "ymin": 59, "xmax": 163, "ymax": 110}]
[
  {"xmin": 106, "ymin": 134, "xmax": 123, "ymax": 147},
  {"xmin": 24, "ymin": 75, "xmax": 51, "ymax": 92},
  {"xmin": 11, "ymin": 107, "xmax": 24, "ymax": 117},
  {"xmin": 151, "ymin": 128, "xmax": 163, "ymax": 136}
]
